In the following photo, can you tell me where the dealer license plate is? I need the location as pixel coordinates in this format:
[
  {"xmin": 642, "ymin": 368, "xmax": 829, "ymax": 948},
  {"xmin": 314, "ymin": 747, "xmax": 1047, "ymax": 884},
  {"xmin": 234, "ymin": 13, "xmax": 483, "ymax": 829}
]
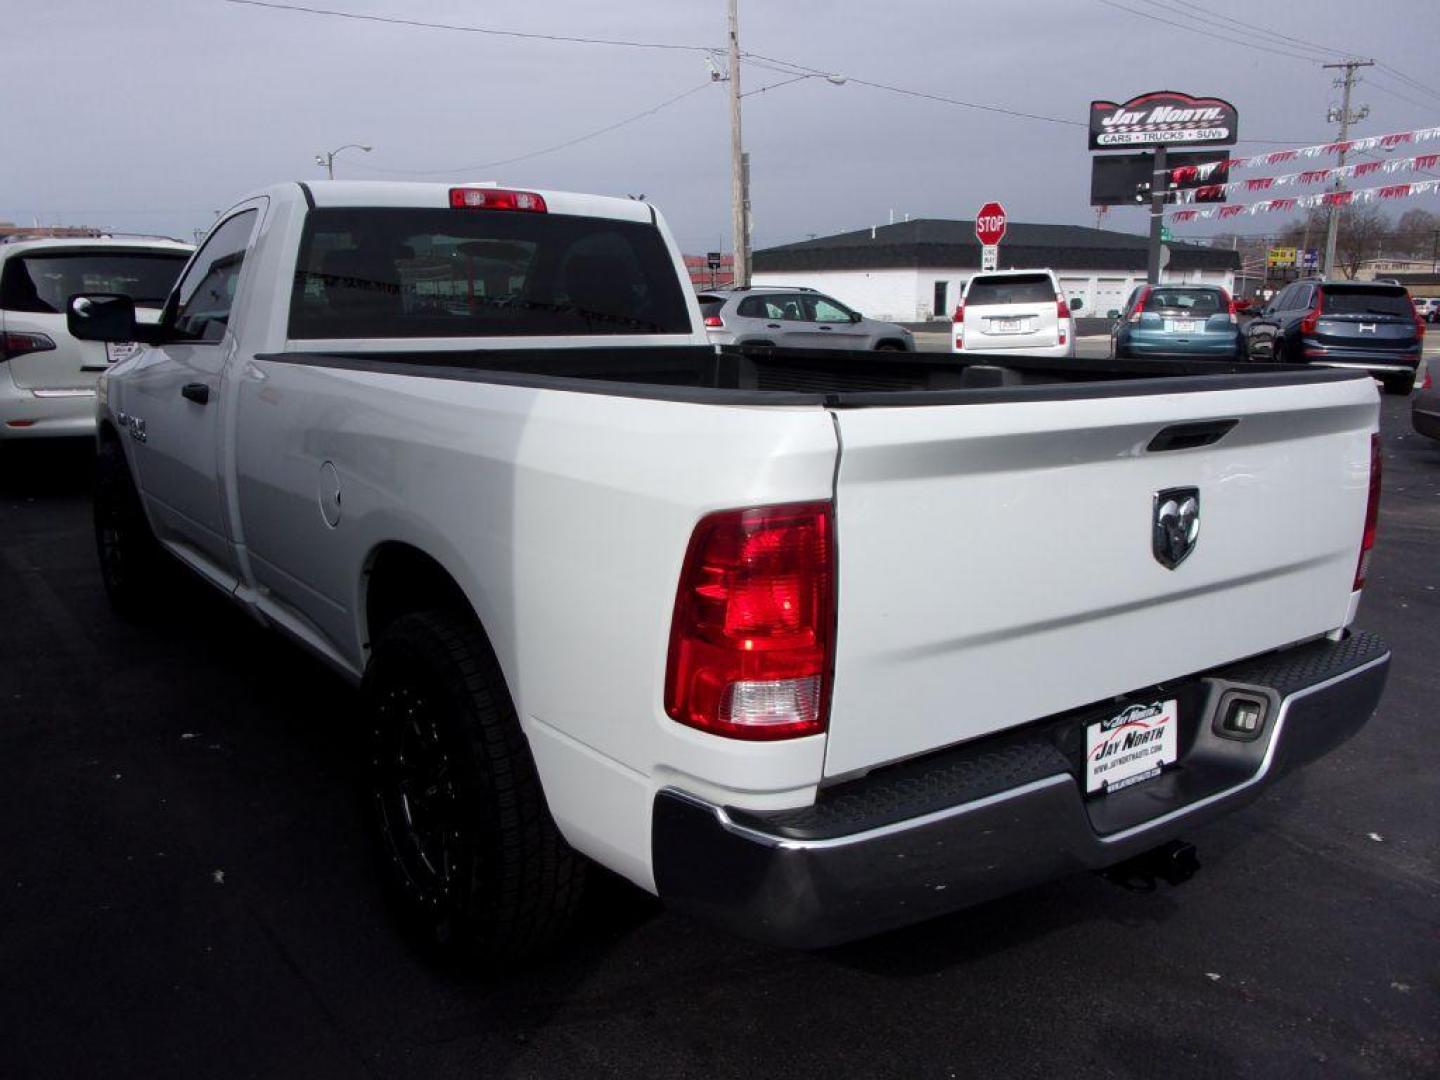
[
  {"xmin": 1165, "ymin": 319, "xmax": 1203, "ymax": 333},
  {"xmin": 990, "ymin": 318, "xmax": 1024, "ymax": 333},
  {"xmin": 106, "ymin": 341, "xmax": 141, "ymax": 364},
  {"xmin": 1085, "ymin": 698, "xmax": 1178, "ymax": 794}
]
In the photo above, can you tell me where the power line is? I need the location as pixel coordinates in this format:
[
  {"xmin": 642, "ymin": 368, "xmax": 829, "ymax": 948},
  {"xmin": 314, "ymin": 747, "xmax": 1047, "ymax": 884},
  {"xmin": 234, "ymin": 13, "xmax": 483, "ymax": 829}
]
[
  {"xmin": 741, "ymin": 52, "xmax": 1082, "ymax": 127},
  {"xmin": 1140, "ymin": 0, "xmax": 1440, "ymax": 105},
  {"xmin": 223, "ymin": 2, "xmax": 1088, "ymax": 133},
  {"xmin": 1363, "ymin": 76, "xmax": 1439, "ymax": 113},
  {"xmin": 1093, "ymin": 0, "xmax": 1330, "ymax": 65},
  {"xmin": 221, "ymin": 0, "xmax": 713, "ymax": 52},
  {"xmin": 1376, "ymin": 62, "xmax": 1440, "ymax": 103},
  {"xmin": 348, "ymin": 82, "xmax": 712, "ymax": 177},
  {"xmin": 1134, "ymin": 0, "xmax": 1338, "ymax": 61}
]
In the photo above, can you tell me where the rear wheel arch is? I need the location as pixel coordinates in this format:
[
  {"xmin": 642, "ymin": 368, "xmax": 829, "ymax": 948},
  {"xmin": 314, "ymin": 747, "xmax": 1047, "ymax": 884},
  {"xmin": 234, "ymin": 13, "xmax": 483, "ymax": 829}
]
[
  {"xmin": 362, "ymin": 541, "xmax": 481, "ymax": 654},
  {"xmin": 874, "ymin": 339, "xmax": 908, "ymax": 351}
]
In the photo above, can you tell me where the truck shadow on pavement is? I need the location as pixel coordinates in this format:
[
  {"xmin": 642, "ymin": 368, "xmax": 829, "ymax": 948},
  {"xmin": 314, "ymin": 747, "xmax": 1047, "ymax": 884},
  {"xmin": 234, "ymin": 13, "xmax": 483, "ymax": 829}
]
[{"xmin": 0, "ymin": 438, "xmax": 95, "ymax": 498}]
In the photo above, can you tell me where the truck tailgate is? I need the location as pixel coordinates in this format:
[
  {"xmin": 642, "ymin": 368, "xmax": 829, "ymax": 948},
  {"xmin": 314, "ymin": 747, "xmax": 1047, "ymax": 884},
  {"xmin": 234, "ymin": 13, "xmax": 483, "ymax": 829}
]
[{"xmin": 824, "ymin": 376, "xmax": 1378, "ymax": 778}]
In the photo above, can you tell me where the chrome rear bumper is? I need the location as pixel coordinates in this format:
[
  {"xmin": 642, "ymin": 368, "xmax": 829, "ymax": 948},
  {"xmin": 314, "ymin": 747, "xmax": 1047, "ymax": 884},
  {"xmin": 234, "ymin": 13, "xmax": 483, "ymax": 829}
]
[{"xmin": 653, "ymin": 631, "xmax": 1390, "ymax": 949}]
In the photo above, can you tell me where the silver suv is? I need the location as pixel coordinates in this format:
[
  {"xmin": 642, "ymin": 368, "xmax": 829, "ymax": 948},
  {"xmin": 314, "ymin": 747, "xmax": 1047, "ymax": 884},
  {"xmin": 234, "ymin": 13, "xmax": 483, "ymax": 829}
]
[{"xmin": 697, "ymin": 287, "xmax": 914, "ymax": 351}]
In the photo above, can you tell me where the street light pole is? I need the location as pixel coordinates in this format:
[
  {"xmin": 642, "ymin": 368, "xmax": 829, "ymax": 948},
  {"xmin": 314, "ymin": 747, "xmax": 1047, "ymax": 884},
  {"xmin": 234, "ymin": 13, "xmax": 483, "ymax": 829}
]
[
  {"xmin": 727, "ymin": 0, "xmax": 748, "ymax": 288},
  {"xmin": 315, "ymin": 143, "xmax": 373, "ymax": 179}
]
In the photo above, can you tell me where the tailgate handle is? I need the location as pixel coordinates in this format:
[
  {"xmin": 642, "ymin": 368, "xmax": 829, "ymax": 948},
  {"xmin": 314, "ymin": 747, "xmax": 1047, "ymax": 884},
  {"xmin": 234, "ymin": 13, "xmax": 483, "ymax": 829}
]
[
  {"xmin": 1147, "ymin": 419, "xmax": 1237, "ymax": 453},
  {"xmin": 181, "ymin": 382, "xmax": 210, "ymax": 405}
]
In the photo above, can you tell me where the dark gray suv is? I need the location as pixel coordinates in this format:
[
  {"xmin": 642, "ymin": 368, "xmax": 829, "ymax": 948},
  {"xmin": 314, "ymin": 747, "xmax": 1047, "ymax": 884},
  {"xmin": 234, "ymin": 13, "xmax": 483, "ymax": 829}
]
[
  {"xmin": 697, "ymin": 287, "xmax": 914, "ymax": 351},
  {"xmin": 1243, "ymin": 279, "xmax": 1423, "ymax": 395}
]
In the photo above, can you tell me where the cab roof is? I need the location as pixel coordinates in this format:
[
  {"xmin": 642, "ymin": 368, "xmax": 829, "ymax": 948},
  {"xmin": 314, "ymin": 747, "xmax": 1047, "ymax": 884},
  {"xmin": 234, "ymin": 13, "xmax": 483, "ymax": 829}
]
[{"xmin": 279, "ymin": 180, "xmax": 656, "ymax": 225}]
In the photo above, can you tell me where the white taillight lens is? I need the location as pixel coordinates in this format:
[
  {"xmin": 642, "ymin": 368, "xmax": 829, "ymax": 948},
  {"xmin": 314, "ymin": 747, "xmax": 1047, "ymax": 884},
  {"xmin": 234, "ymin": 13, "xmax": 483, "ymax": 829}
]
[{"xmin": 721, "ymin": 677, "xmax": 822, "ymax": 730}]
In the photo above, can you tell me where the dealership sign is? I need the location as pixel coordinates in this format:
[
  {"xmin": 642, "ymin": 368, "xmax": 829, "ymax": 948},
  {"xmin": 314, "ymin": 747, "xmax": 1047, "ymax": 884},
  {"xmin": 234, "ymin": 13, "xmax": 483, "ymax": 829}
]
[{"xmin": 1089, "ymin": 91, "xmax": 1238, "ymax": 149}]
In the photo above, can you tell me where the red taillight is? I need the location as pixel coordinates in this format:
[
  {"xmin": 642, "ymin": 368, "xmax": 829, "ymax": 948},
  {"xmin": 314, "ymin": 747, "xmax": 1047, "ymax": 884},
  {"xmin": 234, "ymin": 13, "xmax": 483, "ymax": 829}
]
[
  {"xmin": 1300, "ymin": 290, "xmax": 1324, "ymax": 334},
  {"xmin": 1056, "ymin": 297, "xmax": 1068, "ymax": 345},
  {"xmin": 0, "ymin": 331, "xmax": 56, "ymax": 361},
  {"xmin": 665, "ymin": 502, "xmax": 834, "ymax": 740},
  {"xmin": 1354, "ymin": 433, "xmax": 1381, "ymax": 591},
  {"xmin": 1222, "ymin": 289, "xmax": 1238, "ymax": 325},
  {"xmin": 703, "ymin": 315, "xmax": 724, "ymax": 328},
  {"xmin": 1414, "ymin": 307, "xmax": 1427, "ymax": 341},
  {"xmin": 1421, "ymin": 363, "xmax": 1433, "ymax": 391},
  {"xmin": 448, "ymin": 187, "xmax": 547, "ymax": 212},
  {"xmin": 1128, "ymin": 286, "xmax": 1152, "ymax": 323},
  {"xmin": 952, "ymin": 304, "xmax": 964, "ymax": 348}
]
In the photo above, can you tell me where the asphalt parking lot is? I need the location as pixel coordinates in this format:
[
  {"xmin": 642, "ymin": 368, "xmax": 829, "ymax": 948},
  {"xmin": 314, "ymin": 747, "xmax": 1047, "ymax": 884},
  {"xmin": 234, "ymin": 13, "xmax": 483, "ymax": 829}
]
[{"xmin": 1, "ymin": 392, "xmax": 1436, "ymax": 1079}]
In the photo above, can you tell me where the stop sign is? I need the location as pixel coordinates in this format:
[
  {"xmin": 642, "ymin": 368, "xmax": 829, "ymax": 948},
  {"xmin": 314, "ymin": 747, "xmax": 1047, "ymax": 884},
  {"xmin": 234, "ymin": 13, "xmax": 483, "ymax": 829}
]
[{"xmin": 975, "ymin": 202, "xmax": 1007, "ymax": 246}]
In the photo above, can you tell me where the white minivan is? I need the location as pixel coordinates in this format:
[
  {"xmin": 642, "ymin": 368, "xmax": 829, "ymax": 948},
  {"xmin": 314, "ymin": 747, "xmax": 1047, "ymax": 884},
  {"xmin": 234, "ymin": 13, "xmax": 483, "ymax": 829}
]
[
  {"xmin": 952, "ymin": 268, "xmax": 1080, "ymax": 358},
  {"xmin": 1, "ymin": 237, "xmax": 192, "ymax": 440}
]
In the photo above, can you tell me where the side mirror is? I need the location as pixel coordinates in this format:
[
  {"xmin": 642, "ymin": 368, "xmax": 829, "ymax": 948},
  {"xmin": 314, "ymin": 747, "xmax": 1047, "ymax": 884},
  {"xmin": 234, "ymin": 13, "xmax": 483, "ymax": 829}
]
[
  {"xmin": 1068, "ymin": 297, "xmax": 1084, "ymax": 312},
  {"xmin": 67, "ymin": 294, "xmax": 138, "ymax": 343},
  {"xmin": 1106, "ymin": 308, "xmax": 1121, "ymax": 320}
]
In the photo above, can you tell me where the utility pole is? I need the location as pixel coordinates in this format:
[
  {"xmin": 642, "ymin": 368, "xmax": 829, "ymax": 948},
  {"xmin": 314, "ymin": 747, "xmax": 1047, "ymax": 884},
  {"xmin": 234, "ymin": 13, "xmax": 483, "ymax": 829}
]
[
  {"xmin": 1146, "ymin": 146, "xmax": 1167, "ymax": 285},
  {"xmin": 1321, "ymin": 60, "xmax": 1372, "ymax": 279},
  {"xmin": 727, "ymin": 0, "xmax": 749, "ymax": 288}
]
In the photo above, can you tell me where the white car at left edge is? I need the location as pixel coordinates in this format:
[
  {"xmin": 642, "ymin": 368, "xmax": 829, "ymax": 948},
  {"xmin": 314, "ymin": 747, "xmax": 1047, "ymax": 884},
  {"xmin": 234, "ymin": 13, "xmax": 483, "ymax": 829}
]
[{"xmin": 0, "ymin": 236, "xmax": 192, "ymax": 440}]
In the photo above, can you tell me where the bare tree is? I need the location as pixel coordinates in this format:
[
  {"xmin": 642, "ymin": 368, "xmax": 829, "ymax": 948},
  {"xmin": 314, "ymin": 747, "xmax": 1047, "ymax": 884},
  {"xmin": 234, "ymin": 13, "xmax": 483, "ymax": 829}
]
[
  {"xmin": 1332, "ymin": 205, "xmax": 1390, "ymax": 279},
  {"xmin": 1392, "ymin": 208, "xmax": 1440, "ymax": 257}
]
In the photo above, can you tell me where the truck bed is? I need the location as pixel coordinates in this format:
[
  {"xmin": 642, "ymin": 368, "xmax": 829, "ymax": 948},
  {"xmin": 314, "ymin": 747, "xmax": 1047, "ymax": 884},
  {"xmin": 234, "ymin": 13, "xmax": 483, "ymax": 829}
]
[{"xmin": 256, "ymin": 344, "xmax": 1368, "ymax": 406}]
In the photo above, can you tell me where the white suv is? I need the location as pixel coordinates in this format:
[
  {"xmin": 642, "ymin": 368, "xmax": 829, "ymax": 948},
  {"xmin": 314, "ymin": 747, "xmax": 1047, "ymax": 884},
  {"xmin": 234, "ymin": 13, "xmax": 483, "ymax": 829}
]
[
  {"xmin": 1, "ymin": 237, "xmax": 192, "ymax": 440},
  {"xmin": 952, "ymin": 269, "xmax": 1081, "ymax": 358}
]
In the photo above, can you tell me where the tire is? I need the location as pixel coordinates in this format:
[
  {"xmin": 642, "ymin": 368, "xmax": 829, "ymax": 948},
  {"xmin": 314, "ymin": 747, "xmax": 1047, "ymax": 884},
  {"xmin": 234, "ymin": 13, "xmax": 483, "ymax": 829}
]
[
  {"xmin": 874, "ymin": 341, "xmax": 907, "ymax": 351},
  {"xmin": 93, "ymin": 435, "xmax": 165, "ymax": 618},
  {"xmin": 363, "ymin": 610, "xmax": 586, "ymax": 964},
  {"xmin": 1382, "ymin": 373, "xmax": 1414, "ymax": 396},
  {"xmin": 1271, "ymin": 342, "xmax": 1286, "ymax": 365}
]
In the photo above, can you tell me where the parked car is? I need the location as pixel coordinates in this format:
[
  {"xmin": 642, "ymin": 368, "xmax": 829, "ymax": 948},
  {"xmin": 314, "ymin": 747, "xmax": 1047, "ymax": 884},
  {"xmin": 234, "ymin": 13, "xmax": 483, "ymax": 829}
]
[
  {"xmin": 697, "ymin": 286, "xmax": 913, "ymax": 350},
  {"xmin": 0, "ymin": 237, "xmax": 192, "ymax": 440},
  {"xmin": 1412, "ymin": 356, "xmax": 1439, "ymax": 440},
  {"xmin": 1243, "ymin": 278, "xmax": 1424, "ymax": 395},
  {"xmin": 1111, "ymin": 284, "xmax": 1244, "ymax": 361},
  {"xmin": 952, "ymin": 269, "xmax": 1081, "ymax": 357},
  {"xmin": 1413, "ymin": 296, "xmax": 1440, "ymax": 323},
  {"xmin": 71, "ymin": 180, "xmax": 1389, "ymax": 962}
]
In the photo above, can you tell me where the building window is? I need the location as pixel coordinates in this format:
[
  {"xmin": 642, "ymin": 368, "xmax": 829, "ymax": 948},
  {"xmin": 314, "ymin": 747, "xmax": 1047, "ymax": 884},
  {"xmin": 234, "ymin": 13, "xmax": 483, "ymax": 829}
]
[{"xmin": 933, "ymin": 281, "xmax": 947, "ymax": 318}]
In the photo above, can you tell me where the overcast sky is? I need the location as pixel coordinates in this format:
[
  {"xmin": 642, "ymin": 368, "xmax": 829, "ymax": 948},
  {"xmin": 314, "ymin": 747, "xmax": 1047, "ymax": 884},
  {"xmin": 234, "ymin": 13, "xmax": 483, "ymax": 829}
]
[{"xmin": 3, "ymin": 0, "xmax": 1436, "ymax": 251}]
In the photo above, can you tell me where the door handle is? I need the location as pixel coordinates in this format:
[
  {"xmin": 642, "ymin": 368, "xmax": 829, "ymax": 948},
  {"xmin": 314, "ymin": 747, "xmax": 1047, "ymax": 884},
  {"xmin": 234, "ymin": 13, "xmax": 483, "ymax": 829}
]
[
  {"xmin": 766, "ymin": 323, "xmax": 781, "ymax": 329},
  {"xmin": 819, "ymin": 325, "xmax": 833, "ymax": 331},
  {"xmin": 181, "ymin": 383, "xmax": 210, "ymax": 405}
]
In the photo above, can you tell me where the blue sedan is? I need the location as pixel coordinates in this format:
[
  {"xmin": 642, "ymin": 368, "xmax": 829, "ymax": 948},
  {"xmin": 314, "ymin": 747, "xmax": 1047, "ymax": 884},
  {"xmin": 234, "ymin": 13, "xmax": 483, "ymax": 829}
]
[{"xmin": 1112, "ymin": 285, "xmax": 1245, "ymax": 360}]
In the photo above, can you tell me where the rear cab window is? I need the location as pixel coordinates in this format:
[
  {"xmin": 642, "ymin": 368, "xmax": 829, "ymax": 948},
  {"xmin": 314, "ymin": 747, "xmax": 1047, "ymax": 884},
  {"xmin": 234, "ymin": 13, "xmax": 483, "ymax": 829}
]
[
  {"xmin": 964, "ymin": 274, "xmax": 1055, "ymax": 306},
  {"xmin": 1319, "ymin": 285, "xmax": 1415, "ymax": 318},
  {"xmin": 288, "ymin": 208, "xmax": 693, "ymax": 339},
  {"xmin": 0, "ymin": 250, "xmax": 189, "ymax": 313}
]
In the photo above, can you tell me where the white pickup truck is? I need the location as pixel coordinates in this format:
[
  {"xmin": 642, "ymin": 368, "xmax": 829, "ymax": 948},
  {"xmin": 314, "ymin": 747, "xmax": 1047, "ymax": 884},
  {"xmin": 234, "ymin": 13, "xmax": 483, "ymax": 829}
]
[{"xmin": 69, "ymin": 181, "xmax": 1390, "ymax": 961}]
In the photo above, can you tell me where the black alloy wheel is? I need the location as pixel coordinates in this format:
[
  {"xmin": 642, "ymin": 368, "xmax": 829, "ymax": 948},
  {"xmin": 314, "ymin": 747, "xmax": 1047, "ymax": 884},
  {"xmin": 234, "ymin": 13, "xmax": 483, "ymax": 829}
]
[{"xmin": 363, "ymin": 610, "xmax": 586, "ymax": 964}]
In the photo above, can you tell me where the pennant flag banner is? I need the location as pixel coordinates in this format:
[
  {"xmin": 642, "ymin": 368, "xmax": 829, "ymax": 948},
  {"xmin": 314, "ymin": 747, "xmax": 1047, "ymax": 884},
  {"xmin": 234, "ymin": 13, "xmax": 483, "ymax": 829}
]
[
  {"xmin": 1172, "ymin": 152, "xmax": 1440, "ymax": 203},
  {"xmin": 1168, "ymin": 125, "xmax": 1440, "ymax": 184},
  {"xmin": 1167, "ymin": 179, "xmax": 1440, "ymax": 221}
]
